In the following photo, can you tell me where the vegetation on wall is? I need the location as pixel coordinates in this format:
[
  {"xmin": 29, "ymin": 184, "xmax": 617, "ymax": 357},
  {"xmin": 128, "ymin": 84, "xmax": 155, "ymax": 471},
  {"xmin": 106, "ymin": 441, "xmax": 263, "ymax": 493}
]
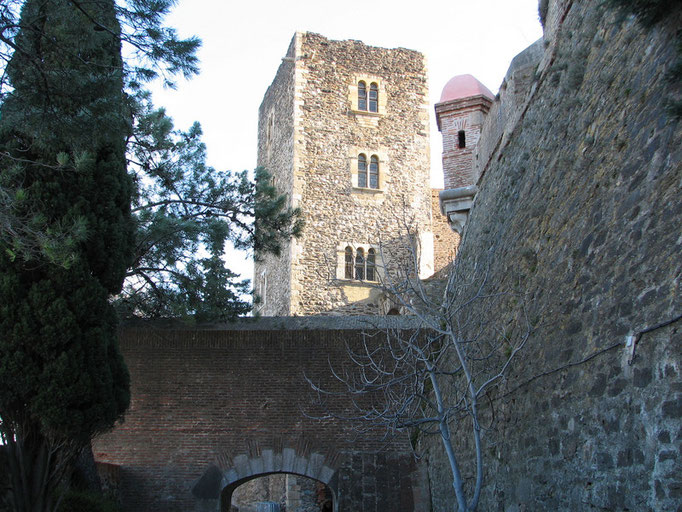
[
  {"xmin": 539, "ymin": 0, "xmax": 549, "ymax": 27},
  {"xmin": 604, "ymin": 0, "xmax": 682, "ymax": 117}
]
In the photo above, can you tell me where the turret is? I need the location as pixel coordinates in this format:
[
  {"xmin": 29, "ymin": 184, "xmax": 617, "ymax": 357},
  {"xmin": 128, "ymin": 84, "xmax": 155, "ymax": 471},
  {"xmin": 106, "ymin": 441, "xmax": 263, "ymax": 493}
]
[{"xmin": 435, "ymin": 74, "xmax": 493, "ymax": 234}]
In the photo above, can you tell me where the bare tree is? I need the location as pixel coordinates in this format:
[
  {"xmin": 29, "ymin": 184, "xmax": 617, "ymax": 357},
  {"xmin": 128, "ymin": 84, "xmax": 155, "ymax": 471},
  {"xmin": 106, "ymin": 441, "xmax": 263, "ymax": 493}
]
[{"xmin": 308, "ymin": 226, "xmax": 532, "ymax": 512}]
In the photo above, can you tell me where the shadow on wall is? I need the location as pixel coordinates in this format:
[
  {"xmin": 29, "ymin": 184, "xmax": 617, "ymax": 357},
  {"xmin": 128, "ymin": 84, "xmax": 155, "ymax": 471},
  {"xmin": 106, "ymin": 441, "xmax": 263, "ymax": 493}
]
[{"xmin": 219, "ymin": 472, "xmax": 334, "ymax": 512}]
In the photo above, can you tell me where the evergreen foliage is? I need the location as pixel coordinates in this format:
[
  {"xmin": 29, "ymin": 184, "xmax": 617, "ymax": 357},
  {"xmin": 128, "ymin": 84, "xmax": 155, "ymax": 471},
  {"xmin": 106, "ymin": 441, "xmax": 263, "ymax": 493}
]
[
  {"xmin": 118, "ymin": 91, "xmax": 303, "ymax": 320},
  {"xmin": 0, "ymin": 0, "xmax": 201, "ymax": 264},
  {"xmin": 0, "ymin": 1, "xmax": 300, "ymax": 508},
  {"xmin": 0, "ymin": 1, "xmax": 133, "ymax": 510}
]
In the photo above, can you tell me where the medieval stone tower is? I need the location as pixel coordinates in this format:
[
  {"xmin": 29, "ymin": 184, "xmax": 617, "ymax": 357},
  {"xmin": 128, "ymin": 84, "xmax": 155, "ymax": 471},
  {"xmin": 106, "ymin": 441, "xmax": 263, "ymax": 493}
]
[{"xmin": 254, "ymin": 32, "xmax": 434, "ymax": 316}]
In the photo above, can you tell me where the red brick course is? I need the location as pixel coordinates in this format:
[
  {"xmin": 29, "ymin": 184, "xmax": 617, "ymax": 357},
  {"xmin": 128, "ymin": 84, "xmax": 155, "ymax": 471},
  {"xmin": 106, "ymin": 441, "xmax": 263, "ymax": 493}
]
[{"xmin": 93, "ymin": 324, "xmax": 426, "ymax": 511}]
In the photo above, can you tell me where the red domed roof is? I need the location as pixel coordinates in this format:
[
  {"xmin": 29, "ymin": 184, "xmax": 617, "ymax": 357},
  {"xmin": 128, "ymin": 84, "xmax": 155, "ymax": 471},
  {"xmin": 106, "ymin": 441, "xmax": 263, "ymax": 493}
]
[{"xmin": 439, "ymin": 74, "xmax": 494, "ymax": 103}]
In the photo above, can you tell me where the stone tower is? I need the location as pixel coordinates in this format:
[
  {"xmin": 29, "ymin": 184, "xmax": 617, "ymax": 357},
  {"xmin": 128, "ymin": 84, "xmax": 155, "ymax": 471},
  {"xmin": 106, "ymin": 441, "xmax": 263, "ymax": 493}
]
[
  {"xmin": 254, "ymin": 32, "xmax": 434, "ymax": 316},
  {"xmin": 435, "ymin": 74, "xmax": 493, "ymax": 234}
]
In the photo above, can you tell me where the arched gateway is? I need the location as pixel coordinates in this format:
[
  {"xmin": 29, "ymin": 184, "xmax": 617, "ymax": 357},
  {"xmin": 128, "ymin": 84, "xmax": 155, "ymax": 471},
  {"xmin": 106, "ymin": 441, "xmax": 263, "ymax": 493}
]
[{"xmin": 93, "ymin": 317, "xmax": 429, "ymax": 511}]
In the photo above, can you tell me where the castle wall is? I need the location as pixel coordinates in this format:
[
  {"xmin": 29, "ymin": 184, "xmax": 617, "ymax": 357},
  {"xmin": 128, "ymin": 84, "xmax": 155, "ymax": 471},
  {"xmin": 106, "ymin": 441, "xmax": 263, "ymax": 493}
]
[
  {"xmin": 473, "ymin": 40, "xmax": 543, "ymax": 182},
  {"xmin": 425, "ymin": 1, "xmax": 681, "ymax": 510},
  {"xmin": 430, "ymin": 189, "xmax": 459, "ymax": 273},
  {"xmin": 93, "ymin": 319, "xmax": 428, "ymax": 511},
  {"xmin": 256, "ymin": 33, "xmax": 433, "ymax": 315}
]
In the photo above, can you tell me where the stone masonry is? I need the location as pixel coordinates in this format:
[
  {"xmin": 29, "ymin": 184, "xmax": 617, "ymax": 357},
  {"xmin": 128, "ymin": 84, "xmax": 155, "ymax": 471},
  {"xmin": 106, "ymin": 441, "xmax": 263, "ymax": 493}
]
[
  {"xmin": 425, "ymin": 0, "xmax": 682, "ymax": 510},
  {"xmin": 254, "ymin": 32, "xmax": 434, "ymax": 316},
  {"xmin": 430, "ymin": 189, "xmax": 459, "ymax": 273}
]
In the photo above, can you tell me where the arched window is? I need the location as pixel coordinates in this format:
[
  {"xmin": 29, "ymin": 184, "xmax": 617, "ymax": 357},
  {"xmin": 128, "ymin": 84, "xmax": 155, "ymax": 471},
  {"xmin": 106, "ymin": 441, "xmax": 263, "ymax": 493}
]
[
  {"xmin": 369, "ymin": 83, "xmax": 378, "ymax": 112},
  {"xmin": 344, "ymin": 246, "xmax": 353, "ymax": 279},
  {"xmin": 355, "ymin": 248, "xmax": 365, "ymax": 280},
  {"xmin": 369, "ymin": 155, "xmax": 379, "ymax": 189},
  {"xmin": 358, "ymin": 81, "xmax": 367, "ymax": 111},
  {"xmin": 357, "ymin": 153, "xmax": 368, "ymax": 188},
  {"xmin": 343, "ymin": 246, "xmax": 379, "ymax": 281},
  {"xmin": 458, "ymin": 130, "xmax": 466, "ymax": 149},
  {"xmin": 366, "ymin": 248, "xmax": 376, "ymax": 281}
]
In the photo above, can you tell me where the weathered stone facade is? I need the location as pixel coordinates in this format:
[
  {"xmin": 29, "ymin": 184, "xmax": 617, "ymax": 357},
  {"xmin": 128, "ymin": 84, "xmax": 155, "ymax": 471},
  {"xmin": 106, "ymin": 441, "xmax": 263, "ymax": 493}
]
[
  {"xmin": 426, "ymin": 0, "xmax": 682, "ymax": 510},
  {"xmin": 430, "ymin": 189, "xmax": 459, "ymax": 273},
  {"xmin": 255, "ymin": 32, "xmax": 434, "ymax": 316}
]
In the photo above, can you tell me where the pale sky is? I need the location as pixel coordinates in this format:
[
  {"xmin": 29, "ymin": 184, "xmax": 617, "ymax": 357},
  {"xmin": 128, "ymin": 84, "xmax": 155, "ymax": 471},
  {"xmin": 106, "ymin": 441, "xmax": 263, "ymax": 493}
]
[{"xmin": 149, "ymin": 0, "xmax": 544, "ymax": 284}]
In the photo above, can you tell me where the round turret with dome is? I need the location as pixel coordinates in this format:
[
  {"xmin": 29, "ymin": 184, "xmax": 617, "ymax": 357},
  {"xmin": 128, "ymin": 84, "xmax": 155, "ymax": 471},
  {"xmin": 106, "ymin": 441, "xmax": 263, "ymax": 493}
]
[
  {"xmin": 440, "ymin": 74, "xmax": 495, "ymax": 103},
  {"xmin": 435, "ymin": 73, "xmax": 494, "ymax": 234}
]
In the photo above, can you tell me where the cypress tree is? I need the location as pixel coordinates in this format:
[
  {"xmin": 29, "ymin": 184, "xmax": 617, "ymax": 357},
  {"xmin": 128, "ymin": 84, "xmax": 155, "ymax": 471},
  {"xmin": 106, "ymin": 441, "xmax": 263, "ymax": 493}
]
[{"xmin": 0, "ymin": 1, "xmax": 133, "ymax": 510}]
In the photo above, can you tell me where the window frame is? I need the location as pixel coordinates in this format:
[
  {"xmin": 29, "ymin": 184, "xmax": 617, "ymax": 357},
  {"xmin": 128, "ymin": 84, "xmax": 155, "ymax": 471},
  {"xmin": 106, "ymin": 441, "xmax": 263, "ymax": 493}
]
[
  {"xmin": 350, "ymin": 75, "xmax": 385, "ymax": 118},
  {"xmin": 368, "ymin": 82, "xmax": 378, "ymax": 113},
  {"xmin": 358, "ymin": 153, "xmax": 368, "ymax": 188},
  {"xmin": 338, "ymin": 244, "xmax": 380, "ymax": 283},
  {"xmin": 358, "ymin": 81, "xmax": 367, "ymax": 111}
]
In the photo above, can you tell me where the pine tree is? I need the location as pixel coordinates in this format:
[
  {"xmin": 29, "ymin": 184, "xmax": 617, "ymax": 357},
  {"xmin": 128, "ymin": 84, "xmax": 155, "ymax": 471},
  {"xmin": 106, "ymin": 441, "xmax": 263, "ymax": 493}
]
[
  {"xmin": 0, "ymin": 2, "xmax": 300, "ymax": 506},
  {"xmin": 0, "ymin": 1, "xmax": 133, "ymax": 510},
  {"xmin": 119, "ymin": 93, "xmax": 303, "ymax": 320}
]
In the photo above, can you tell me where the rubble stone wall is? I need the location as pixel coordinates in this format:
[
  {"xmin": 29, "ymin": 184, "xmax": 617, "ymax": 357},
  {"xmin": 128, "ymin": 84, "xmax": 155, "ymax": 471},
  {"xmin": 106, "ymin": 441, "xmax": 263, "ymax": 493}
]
[
  {"xmin": 255, "ymin": 32, "xmax": 433, "ymax": 315},
  {"xmin": 431, "ymin": 189, "xmax": 459, "ymax": 273},
  {"xmin": 424, "ymin": 1, "xmax": 681, "ymax": 510}
]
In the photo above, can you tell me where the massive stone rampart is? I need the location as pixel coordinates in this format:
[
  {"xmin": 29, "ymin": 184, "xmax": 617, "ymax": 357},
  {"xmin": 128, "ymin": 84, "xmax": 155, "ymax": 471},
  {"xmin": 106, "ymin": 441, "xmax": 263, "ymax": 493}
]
[{"xmin": 425, "ymin": 0, "xmax": 681, "ymax": 510}]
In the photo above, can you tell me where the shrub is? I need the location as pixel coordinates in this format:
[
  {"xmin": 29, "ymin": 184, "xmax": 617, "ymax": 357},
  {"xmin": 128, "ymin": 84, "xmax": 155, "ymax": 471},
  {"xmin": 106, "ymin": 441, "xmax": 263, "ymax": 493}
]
[{"xmin": 57, "ymin": 490, "xmax": 120, "ymax": 512}]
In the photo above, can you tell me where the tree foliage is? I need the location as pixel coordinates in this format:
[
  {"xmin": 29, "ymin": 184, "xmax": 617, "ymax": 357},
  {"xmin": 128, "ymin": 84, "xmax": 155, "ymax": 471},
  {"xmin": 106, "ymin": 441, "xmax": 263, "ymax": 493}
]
[
  {"xmin": 0, "ymin": 0, "xmax": 200, "ymax": 264},
  {"xmin": 118, "ymin": 91, "xmax": 303, "ymax": 320},
  {"xmin": 0, "ymin": 1, "xmax": 301, "ymax": 507},
  {"xmin": 0, "ymin": 1, "xmax": 133, "ymax": 510}
]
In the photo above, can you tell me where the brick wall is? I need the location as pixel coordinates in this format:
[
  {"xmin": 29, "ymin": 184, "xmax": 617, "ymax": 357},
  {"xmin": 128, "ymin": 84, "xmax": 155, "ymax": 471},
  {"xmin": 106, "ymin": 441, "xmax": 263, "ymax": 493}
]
[
  {"xmin": 437, "ymin": 100, "xmax": 489, "ymax": 189},
  {"xmin": 93, "ymin": 320, "xmax": 427, "ymax": 511}
]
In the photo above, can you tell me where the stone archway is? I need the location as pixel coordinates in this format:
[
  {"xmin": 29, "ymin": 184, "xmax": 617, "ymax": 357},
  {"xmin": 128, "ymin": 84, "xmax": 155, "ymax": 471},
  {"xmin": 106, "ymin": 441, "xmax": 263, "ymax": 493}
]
[{"xmin": 218, "ymin": 447, "xmax": 337, "ymax": 512}]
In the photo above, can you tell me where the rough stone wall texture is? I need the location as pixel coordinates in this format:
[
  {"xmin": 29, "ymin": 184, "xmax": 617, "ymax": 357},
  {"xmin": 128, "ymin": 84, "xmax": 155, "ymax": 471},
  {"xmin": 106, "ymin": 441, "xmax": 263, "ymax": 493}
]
[
  {"xmin": 255, "ymin": 32, "xmax": 433, "ymax": 316},
  {"xmin": 231, "ymin": 474, "xmax": 285, "ymax": 511},
  {"xmin": 431, "ymin": 189, "xmax": 459, "ymax": 272},
  {"xmin": 93, "ymin": 322, "xmax": 427, "ymax": 512},
  {"xmin": 254, "ymin": 35, "xmax": 298, "ymax": 316},
  {"xmin": 473, "ymin": 39, "xmax": 543, "ymax": 182},
  {"xmin": 424, "ymin": 1, "xmax": 681, "ymax": 510}
]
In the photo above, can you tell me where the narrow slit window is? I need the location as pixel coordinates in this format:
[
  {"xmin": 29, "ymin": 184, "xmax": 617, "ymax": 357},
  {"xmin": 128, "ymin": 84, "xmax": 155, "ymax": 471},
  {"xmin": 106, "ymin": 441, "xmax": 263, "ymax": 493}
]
[
  {"xmin": 369, "ymin": 83, "xmax": 378, "ymax": 112},
  {"xmin": 358, "ymin": 81, "xmax": 367, "ymax": 111},
  {"xmin": 355, "ymin": 248, "xmax": 365, "ymax": 280},
  {"xmin": 458, "ymin": 130, "xmax": 466, "ymax": 149},
  {"xmin": 366, "ymin": 249, "xmax": 376, "ymax": 281},
  {"xmin": 358, "ymin": 153, "xmax": 368, "ymax": 188},
  {"xmin": 369, "ymin": 155, "xmax": 379, "ymax": 189},
  {"xmin": 344, "ymin": 246, "xmax": 353, "ymax": 279}
]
